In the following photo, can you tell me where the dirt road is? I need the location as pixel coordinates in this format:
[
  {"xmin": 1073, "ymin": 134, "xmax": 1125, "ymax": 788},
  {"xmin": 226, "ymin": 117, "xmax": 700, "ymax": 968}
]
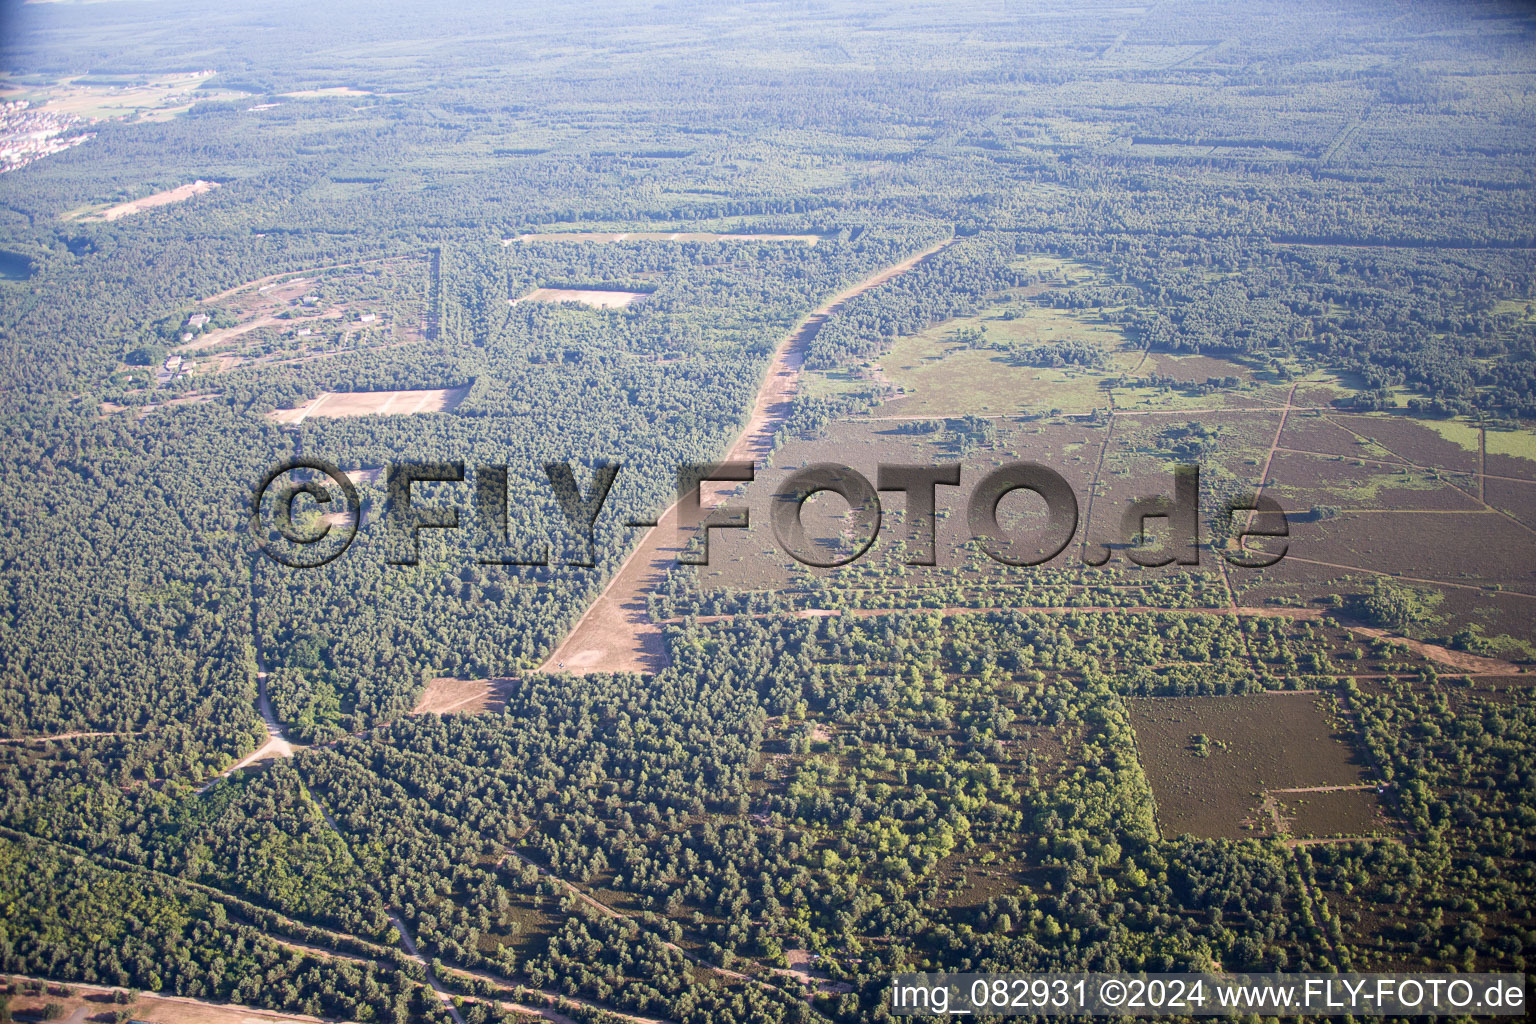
[{"xmin": 539, "ymin": 238, "xmax": 956, "ymax": 675}]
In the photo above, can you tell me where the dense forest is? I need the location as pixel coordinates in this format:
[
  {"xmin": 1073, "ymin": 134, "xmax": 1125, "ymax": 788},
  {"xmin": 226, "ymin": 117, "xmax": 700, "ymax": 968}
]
[{"xmin": 0, "ymin": 0, "xmax": 1533, "ymax": 1021}]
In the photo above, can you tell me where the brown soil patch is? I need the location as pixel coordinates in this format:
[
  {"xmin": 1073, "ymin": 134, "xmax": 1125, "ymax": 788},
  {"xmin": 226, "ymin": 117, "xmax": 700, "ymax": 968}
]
[
  {"xmin": 2, "ymin": 975, "xmax": 352, "ymax": 1024},
  {"xmin": 538, "ymin": 238, "xmax": 956, "ymax": 675},
  {"xmin": 1343, "ymin": 626, "xmax": 1521, "ymax": 675},
  {"xmin": 512, "ymin": 288, "xmax": 647, "ymax": 309},
  {"xmin": 1145, "ymin": 351, "xmax": 1254, "ymax": 383},
  {"xmin": 507, "ymin": 231, "xmax": 819, "ymax": 245},
  {"xmin": 1331, "ymin": 414, "xmax": 1479, "ymax": 474},
  {"xmin": 1273, "ymin": 787, "xmax": 1395, "ymax": 839},
  {"xmin": 776, "ymin": 949, "xmax": 854, "ymax": 995},
  {"xmin": 269, "ymin": 386, "xmax": 468, "ymax": 423},
  {"xmin": 411, "ymin": 677, "xmax": 513, "ymax": 716},
  {"xmin": 1301, "ymin": 511, "xmax": 1536, "ymax": 591},
  {"xmin": 281, "ymin": 87, "xmax": 373, "ymax": 98},
  {"xmin": 1264, "ymin": 450, "xmax": 1482, "ymax": 512},
  {"xmin": 84, "ymin": 180, "xmax": 218, "ymax": 222}
]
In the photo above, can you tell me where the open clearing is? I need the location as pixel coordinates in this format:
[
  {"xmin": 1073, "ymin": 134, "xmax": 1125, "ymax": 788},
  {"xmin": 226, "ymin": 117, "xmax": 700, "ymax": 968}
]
[
  {"xmin": 165, "ymin": 256, "xmax": 431, "ymax": 379},
  {"xmin": 512, "ymin": 287, "xmax": 648, "ymax": 308},
  {"xmin": 281, "ymin": 87, "xmax": 374, "ymax": 98},
  {"xmin": 0, "ymin": 70, "xmax": 243, "ymax": 122},
  {"xmin": 1128, "ymin": 692, "xmax": 1370, "ymax": 840},
  {"xmin": 269, "ymin": 386, "xmax": 468, "ymax": 423},
  {"xmin": 1, "ymin": 975, "xmax": 344, "ymax": 1024},
  {"xmin": 412, "ymin": 677, "xmax": 513, "ymax": 716},
  {"xmin": 876, "ymin": 302, "xmax": 1144, "ymax": 417},
  {"xmin": 783, "ymin": 298, "xmax": 1536, "ymax": 651},
  {"xmin": 506, "ymin": 231, "xmax": 820, "ymax": 245},
  {"xmin": 71, "ymin": 180, "xmax": 219, "ymax": 221},
  {"xmin": 1274, "ymin": 787, "xmax": 1394, "ymax": 839}
]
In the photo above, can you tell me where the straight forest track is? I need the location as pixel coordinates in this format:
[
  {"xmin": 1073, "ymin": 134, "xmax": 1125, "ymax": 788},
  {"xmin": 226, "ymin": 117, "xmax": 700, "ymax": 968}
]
[{"xmin": 539, "ymin": 237, "xmax": 957, "ymax": 676}]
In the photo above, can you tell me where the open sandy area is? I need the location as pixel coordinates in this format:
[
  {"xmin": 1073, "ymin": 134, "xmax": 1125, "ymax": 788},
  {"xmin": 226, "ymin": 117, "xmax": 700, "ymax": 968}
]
[{"xmin": 269, "ymin": 386, "xmax": 469, "ymax": 424}]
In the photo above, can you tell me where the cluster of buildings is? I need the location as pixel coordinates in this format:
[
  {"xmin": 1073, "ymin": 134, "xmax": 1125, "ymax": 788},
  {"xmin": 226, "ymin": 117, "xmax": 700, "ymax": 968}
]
[
  {"xmin": 0, "ymin": 100, "xmax": 93, "ymax": 174},
  {"xmin": 156, "ymin": 353, "xmax": 184, "ymax": 386}
]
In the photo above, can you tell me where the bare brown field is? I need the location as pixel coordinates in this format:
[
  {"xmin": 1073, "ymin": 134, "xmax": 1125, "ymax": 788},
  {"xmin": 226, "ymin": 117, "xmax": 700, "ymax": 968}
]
[
  {"xmin": 80, "ymin": 180, "xmax": 219, "ymax": 222},
  {"xmin": 164, "ymin": 257, "xmax": 431, "ymax": 379},
  {"xmin": 1129, "ymin": 692, "xmax": 1368, "ymax": 839},
  {"xmin": 1275, "ymin": 787, "xmax": 1394, "ymax": 839},
  {"xmin": 1486, "ymin": 473, "xmax": 1536, "ymax": 530},
  {"xmin": 1264, "ymin": 450, "xmax": 1482, "ymax": 512},
  {"xmin": 1145, "ymin": 351, "xmax": 1256, "ymax": 383},
  {"xmin": 1486, "ymin": 452, "xmax": 1536, "ymax": 481},
  {"xmin": 1280, "ymin": 414, "xmax": 1379, "ymax": 456},
  {"xmin": 281, "ymin": 87, "xmax": 374, "ymax": 98},
  {"xmin": 1331, "ymin": 414, "xmax": 1480, "ymax": 474},
  {"xmin": 506, "ymin": 231, "xmax": 819, "ymax": 245},
  {"xmin": 1236, "ymin": 554, "xmax": 1536, "ymax": 650},
  {"xmin": 538, "ymin": 238, "xmax": 956, "ymax": 675},
  {"xmin": 269, "ymin": 386, "xmax": 469, "ymax": 423},
  {"xmin": 1343, "ymin": 626, "xmax": 1521, "ymax": 675},
  {"xmin": 512, "ymin": 287, "xmax": 648, "ymax": 308},
  {"xmin": 1302, "ymin": 511, "xmax": 1536, "ymax": 591},
  {"xmin": 411, "ymin": 677, "xmax": 513, "ymax": 716}
]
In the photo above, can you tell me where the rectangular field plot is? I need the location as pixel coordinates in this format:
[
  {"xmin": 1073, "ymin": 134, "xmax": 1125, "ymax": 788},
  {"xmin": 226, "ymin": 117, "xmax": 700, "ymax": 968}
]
[
  {"xmin": 512, "ymin": 287, "xmax": 648, "ymax": 308},
  {"xmin": 1301, "ymin": 511, "xmax": 1536, "ymax": 591},
  {"xmin": 163, "ymin": 256, "xmax": 432, "ymax": 380},
  {"xmin": 1274, "ymin": 787, "xmax": 1395, "ymax": 840},
  {"xmin": 1263, "ymin": 450, "xmax": 1481, "ymax": 512},
  {"xmin": 79, "ymin": 179, "xmax": 219, "ymax": 222},
  {"xmin": 268, "ymin": 385, "xmax": 468, "ymax": 423},
  {"xmin": 505, "ymin": 231, "xmax": 819, "ymax": 245},
  {"xmin": 1128, "ymin": 692, "xmax": 1369, "ymax": 840}
]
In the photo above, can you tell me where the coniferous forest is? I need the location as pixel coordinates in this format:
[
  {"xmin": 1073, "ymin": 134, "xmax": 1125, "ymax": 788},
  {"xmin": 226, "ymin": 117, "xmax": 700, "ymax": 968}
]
[{"xmin": 0, "ymin": 2, "xmax": 1534, "ymax": 1022}]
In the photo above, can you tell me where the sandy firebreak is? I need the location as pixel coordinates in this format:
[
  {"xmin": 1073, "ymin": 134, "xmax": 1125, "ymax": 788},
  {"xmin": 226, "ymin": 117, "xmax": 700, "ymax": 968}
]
[
  {"xmin": 539, "ymin": 238, "xmax": 956, "ymax": 675},
  {"xmin": 0, "ymin": 975, "xmax": 350, "ymax": 1024},
  {"xmin": 506, "ymin": 231, "xmax": 820, "ymax": 245},
  {"xmin": 268, "ymin": 386, "xmax": 469, "ymax": 423},
  {"xmin": 84, "ymin": 180, "xmax": 219, "ymax": 221},
  {"xmin": 511, "ymin": 287, "xmax": 648, "ymax": 308}
]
